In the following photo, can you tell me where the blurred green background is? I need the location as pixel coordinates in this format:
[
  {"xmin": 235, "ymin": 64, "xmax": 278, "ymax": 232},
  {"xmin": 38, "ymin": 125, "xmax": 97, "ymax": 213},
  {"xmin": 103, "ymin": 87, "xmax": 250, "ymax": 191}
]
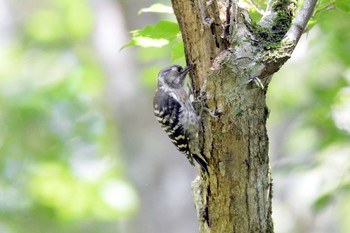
[{"xmin": 0, "ymin": 0, "xmax": 349, "ymax": 233}]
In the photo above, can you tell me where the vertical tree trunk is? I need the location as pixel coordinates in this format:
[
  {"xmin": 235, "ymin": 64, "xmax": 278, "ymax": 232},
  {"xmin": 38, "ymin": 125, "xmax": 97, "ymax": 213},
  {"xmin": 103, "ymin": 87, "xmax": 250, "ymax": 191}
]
[{"xmin": 171, "ymin": 0, "xmax": 317, "ymax": 232}]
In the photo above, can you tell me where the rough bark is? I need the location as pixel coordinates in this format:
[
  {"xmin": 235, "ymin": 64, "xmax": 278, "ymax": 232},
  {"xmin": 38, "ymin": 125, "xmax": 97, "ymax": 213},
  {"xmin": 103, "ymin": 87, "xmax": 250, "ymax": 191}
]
[{"xmin": 171, "ymin": 0, "xmax": 317, "ymax": 232}]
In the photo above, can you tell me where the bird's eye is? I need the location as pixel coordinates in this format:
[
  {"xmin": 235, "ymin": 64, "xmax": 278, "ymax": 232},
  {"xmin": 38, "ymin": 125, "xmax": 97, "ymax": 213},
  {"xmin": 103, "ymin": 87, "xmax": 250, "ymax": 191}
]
[{"xmin": 171, "ymin": 66, "xmax": 182, "ymax": 73}]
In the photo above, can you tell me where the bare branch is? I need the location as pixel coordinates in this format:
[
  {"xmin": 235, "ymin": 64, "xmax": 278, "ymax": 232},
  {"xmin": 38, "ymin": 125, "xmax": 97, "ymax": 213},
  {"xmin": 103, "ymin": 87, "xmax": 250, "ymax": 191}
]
[{"xmin": 284, "ymin": 0, "xmax": 318, "ymax": 44}]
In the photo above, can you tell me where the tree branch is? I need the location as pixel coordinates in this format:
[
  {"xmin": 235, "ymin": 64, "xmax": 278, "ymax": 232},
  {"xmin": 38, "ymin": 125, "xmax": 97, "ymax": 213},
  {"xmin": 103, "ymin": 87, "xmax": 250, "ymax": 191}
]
[{"xmin": 284, "ymin": 0, "xmax": 318, "ymax": 44}]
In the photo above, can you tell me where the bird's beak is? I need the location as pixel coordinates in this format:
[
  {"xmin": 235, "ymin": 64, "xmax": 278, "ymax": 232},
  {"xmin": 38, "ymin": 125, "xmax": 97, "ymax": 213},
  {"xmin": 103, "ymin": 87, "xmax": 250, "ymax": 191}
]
[
  {"xmin": 179, "ymin": 64, "xmax": 194, "ymax": 83},
  {"xmin": 182, "ymin": 64, "xmax": 194, "ymax": 75}
]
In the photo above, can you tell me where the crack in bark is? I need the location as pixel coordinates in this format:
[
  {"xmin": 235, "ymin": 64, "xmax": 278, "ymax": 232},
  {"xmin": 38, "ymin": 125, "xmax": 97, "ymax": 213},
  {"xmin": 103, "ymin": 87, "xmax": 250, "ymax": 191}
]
[
  {"xmin": 246, "ymin": 117, "xmax": 252, "ymax": 232},
  {"xmin": 256, "ymin": 167, "xmax": 263, "ymax": 232}
]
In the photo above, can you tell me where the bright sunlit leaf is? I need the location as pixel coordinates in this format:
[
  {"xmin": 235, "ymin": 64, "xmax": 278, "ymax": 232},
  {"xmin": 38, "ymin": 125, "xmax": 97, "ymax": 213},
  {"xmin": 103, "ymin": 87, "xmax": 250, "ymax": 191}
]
[
  {"xmin": 135, "ymin": 20, "xmax": 179, "ymax": 40},
  {"xmin": 138, "ymin": 3, "xmax": 173, "ymax": 15},
  {"xmin": 126, "ymin": 37, "xmax": 169, "ymax": 48},
  {"xmin": 123, "ymin": 20, "xmax": 180, "ymax": 49}
]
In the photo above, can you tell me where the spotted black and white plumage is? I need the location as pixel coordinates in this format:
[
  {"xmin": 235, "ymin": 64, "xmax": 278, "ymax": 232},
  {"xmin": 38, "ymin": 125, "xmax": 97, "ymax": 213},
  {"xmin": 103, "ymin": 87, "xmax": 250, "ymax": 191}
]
[{"xmin": 153, "ymin": 64, "xmax": 208, "ymax": 172}]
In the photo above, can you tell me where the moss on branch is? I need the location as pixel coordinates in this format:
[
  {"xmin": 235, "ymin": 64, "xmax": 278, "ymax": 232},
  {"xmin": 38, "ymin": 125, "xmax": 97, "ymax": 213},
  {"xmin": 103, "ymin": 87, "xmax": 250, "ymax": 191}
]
[{"xmin": 245, "ymin": 0, "xmax": 297, "ymax": 50}]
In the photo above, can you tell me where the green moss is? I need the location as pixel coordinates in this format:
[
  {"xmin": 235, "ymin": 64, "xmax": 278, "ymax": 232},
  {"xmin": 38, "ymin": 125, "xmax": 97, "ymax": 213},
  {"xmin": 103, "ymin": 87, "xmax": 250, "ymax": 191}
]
[
  {"xmin": 271, "ymin": 0, "xmax": 297, "ymax": 38},
  {"xmin": 246, "ymin": 0, "xmax": 297, "ymax": 50}
]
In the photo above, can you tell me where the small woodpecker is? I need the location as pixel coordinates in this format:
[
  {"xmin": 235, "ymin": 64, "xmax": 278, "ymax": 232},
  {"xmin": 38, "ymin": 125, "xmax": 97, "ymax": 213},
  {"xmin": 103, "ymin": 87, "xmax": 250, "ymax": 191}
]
[{"xmin": 153, "ymin": 64, "xmax": 208, "ymax": 172}]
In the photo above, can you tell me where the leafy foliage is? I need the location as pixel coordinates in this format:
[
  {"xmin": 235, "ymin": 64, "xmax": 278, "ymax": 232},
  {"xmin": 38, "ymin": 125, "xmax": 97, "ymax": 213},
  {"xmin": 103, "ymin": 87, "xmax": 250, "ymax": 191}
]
[
  {"xmin": 125, "ymin": 4, "xmax": 187, "ymax": 88},
  {"xmin": 123, "ymin": 20, "xmax": 180, "ymax": 48},
  {"xmin": 313, "ymin": 182, "xmax": 350, "ymax": 212},
  {"xmin": 138, "ymin": 3, "xmax": 174, "ymax": 15},
  {"xmin": 0, "ymin": 1, "xmax": 138, "ymax": 232},
  {"xmin": 125, "ymin": 4, "xmax": 185, "ymax": 64}
]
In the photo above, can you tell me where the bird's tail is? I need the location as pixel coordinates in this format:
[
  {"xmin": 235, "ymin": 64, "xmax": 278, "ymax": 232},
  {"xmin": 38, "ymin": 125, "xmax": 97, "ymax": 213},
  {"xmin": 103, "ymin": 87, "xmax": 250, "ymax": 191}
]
[{"xmin": 192, "ymin": 154, "xmax": 208, "ymax": 173}]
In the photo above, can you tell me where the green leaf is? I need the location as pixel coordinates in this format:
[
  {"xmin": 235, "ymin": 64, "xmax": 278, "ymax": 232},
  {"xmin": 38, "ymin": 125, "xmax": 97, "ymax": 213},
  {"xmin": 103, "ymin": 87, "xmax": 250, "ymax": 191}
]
[
  {"xmin": 133, "ymin": 20, "xmax": 179, "ymax": 41},
  {"xmin": 123, "ymin": 37, "xmax": 169, "ymax": 49},
  {"xmin": 138, "ymin": 3, "xmax": 173, "ymax": 15},
  {"xmin": 312, "ymin": 183, "xmax": 350, "ymax": 213},
  {"xmin": 122, "ymin": 20, "xmax": 180, "ymax": 49},
  {"xmin": 171, "ymin": 40, "xmax": 185, "ymax": 62},
  {"xmin": 313, "ymin": 192, "xmax": 334, "ymax": 212},
  {"xmin": 336, "ymin": 0, "xmax": 350, "ymax": 12}
]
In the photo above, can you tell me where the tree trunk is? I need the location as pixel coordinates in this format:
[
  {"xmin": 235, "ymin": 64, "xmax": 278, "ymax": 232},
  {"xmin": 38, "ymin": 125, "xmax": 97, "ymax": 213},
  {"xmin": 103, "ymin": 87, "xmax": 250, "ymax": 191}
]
[{"xmin": 171, "ymin": 0, "xmax": 317, "ymax": 232}]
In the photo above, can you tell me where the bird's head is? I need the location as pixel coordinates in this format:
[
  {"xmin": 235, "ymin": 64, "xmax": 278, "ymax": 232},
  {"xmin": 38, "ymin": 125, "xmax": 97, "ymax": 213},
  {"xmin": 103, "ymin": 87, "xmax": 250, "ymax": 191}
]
[{"xmin": 157, "ymin": 64, "xmax": 193, "ymax": 89}]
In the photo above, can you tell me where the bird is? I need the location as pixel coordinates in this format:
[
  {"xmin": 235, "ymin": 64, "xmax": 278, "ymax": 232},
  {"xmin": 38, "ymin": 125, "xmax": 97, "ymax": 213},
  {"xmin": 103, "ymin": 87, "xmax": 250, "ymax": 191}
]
[{"xmin": 153, "ymin": 64, "xmax": 208, "ymax": 172}]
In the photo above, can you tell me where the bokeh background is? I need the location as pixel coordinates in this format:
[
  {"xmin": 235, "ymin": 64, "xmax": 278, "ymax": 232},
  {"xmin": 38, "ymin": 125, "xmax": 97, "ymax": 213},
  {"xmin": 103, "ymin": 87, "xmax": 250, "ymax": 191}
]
[{"xmin": 0, "ymin": 0, "xmax": 349, "ymax": 233}]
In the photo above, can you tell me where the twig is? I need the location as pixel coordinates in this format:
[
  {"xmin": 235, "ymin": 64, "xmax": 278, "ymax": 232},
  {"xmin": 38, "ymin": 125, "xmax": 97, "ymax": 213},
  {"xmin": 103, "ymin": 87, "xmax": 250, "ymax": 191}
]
[{"xmin": 283, "ymin": 0, "xmax": 318, "ymax": 44}]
